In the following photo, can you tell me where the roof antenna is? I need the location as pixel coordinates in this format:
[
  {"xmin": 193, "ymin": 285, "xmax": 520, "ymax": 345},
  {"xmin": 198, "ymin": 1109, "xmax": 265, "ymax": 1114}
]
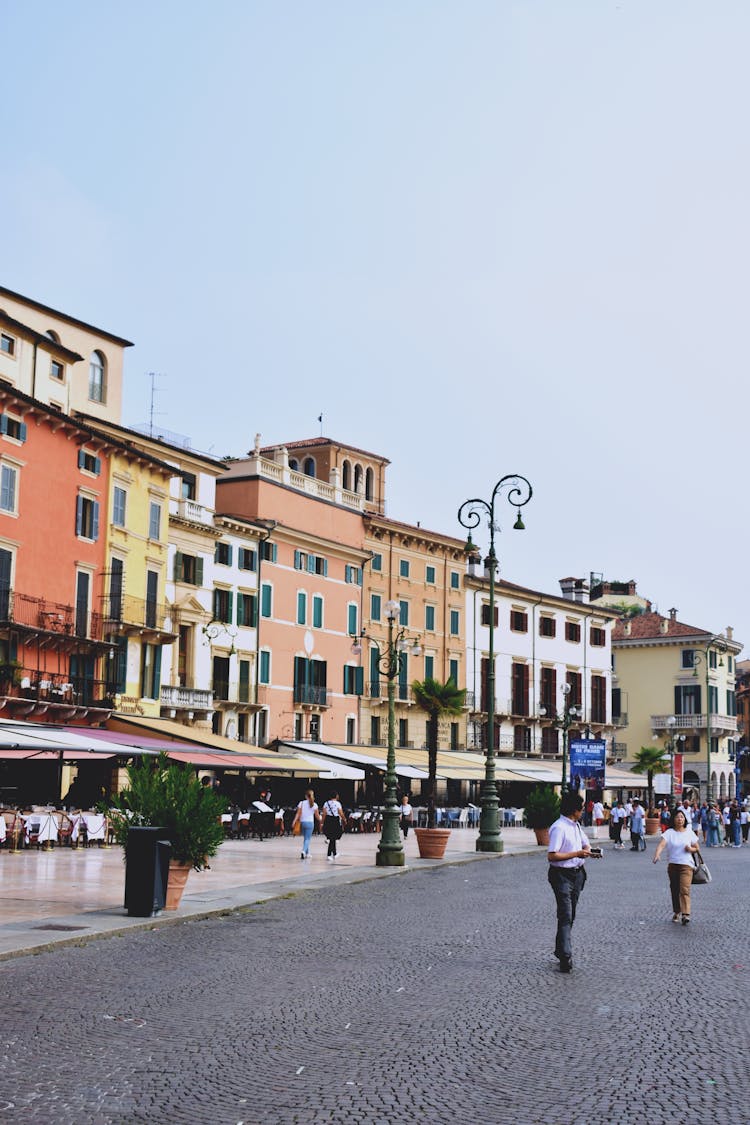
[
  {"xmin": 318, "ymin": 412, "xmax": 323, "ymax": 436},
  {"xmin": 148, "ymin": 372, "xmax": 166, "ymax": 437}
]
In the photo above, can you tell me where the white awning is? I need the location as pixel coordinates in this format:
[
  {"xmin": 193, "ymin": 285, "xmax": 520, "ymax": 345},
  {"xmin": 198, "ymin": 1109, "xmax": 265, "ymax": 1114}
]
[{"xmin": 290, "ymin": 752, "xmax": 365, "ymax": 781}]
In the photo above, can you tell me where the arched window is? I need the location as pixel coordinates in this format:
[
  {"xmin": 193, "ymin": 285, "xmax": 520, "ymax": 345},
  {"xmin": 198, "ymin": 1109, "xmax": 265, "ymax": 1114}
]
[
  {"xmin": 303, "ymin": 457, "xmax": 315, "ymax": 477},
  {"xmin": 365, "ymin": 467, "xmax": 374, "ymax": 501},
  {"xmin": 46, "ymin": 330, "xmax": 60, "ymax": 343},
  {"xmin": 289, "ymin": 458, "xmax": 299, "ymax": 471},
  {"xmin": 342, "ymin": 459, "xmax": 351, "ymax": 491},
  {"xmin": 89, "ymin": 351, "xmax": 106, "ymax": 402},
  {"xmin": 353, "ymin": 464, "xmax": 363, "ymax": 493}
]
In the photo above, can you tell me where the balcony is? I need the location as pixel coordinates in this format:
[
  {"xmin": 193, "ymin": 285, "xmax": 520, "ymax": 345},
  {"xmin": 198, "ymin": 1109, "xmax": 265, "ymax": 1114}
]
[
  {"xmin": 612, "ymin": 712, "xmax": 629, "ymax": 728},
  {"xmin": 160, "ymin": 683, "xmax": 213, "ymax": 715},
  {"xmin": 0, "ymin": 589, "xmax": 107, "ymax": 648},
  {"xmin": 169, "ymin": 497, "xmax": 216, "ymax": 529},
  {"xmin": 101, "ymin": 594, "xmax": 178, "ymax": 640},
  {"xmin": 0, "ymin": 669, "xmax": 115, "ymax": 721},
  {"xmin": 651, "ymin": 713, "xmax": 738, "ymax": 735},
  {"xmin": 293, "ymin": 684, "xmax": 330, "ymax": 709},
  {"xmin": 211, "ymin": 679, "xmax": 258, "ymax": 710},
  {"xmin": 364, "ymin": 681, "xmax": 413, "ymax": 704}
]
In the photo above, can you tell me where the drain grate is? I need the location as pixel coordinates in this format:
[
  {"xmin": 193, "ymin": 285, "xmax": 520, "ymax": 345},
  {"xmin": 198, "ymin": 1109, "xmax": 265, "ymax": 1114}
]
[{"xmin": 34, "ymin": 924, "xmax": 88, "ymax": 932}]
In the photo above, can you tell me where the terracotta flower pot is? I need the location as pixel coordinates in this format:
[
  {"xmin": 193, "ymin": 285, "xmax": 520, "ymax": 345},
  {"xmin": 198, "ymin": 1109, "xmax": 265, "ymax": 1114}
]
[
  {"xmin": 165, "ymin": 859, "xmax": 191, "ymax": 910},
  {"xmin": 533, "ymin": 827, "xmax": 550, "ymax": 846},
  {"xmin": 645, "ymin": 817, "xmax": 661, "ymax": 836},
  {"xmin": 414, "ymin": 827, "xmax": 451, "ymax": 859}
]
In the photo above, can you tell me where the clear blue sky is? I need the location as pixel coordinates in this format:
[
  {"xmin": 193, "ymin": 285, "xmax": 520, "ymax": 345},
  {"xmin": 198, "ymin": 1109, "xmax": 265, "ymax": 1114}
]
[{"xmin": 3, "ymin": 1, "xmax": 749, "ymax": 647}]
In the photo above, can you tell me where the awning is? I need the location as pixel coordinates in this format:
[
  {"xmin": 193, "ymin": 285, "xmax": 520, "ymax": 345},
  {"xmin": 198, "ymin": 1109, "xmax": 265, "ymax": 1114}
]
[
  {"xmin": 278, "ymin": 741, "xmax": 430, "ymax": 779},
  {"xmin": 0, "ymin": 747, "xmax": 115, "ymax": 762},
  {"xmin": 605, "ymin": 766, "xmax": 648, "ymax": 789},
  {"xmin": 290, "ymin": 752, "xmax": 365, "ymax": 781}
]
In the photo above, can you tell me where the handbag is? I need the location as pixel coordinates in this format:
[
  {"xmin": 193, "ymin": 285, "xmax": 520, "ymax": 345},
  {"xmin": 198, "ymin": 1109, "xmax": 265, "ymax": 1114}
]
[
  {"xmin": 292, "ymin": 819, "xmax": 301, "ymax": 836},
  {"xmin": 692, "ymin": 850, "xmax": 711, "ymax": 884}
]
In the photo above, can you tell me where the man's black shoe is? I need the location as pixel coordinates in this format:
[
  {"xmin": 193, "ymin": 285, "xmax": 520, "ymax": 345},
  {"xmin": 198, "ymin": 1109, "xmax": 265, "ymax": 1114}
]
[{"xmin": 559, "ymin": 957, "xmax": 572, "ymax": 973}]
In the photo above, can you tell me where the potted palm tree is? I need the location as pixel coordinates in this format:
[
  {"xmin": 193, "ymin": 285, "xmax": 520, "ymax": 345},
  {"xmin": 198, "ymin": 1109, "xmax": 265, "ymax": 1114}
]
[
  {"xmin": 522, "ymin": 784, "xmax": 561, "ymax": 845},
  {"xmin": 630, "ymin": 746, "xmax": 668, "ymax": 834},
  {"xmin": 411, "ymin": 676, "xmax": 466, "ymax": 859},
  {"xmin": 107, "ymin": 753, "xmax": 226, "ymax": 909}
]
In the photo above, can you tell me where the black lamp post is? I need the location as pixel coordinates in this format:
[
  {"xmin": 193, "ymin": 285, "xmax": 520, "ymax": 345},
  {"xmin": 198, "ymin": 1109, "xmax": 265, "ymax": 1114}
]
[
  {"xmin": 352, "ymin": 599, "xmax": 421, "ymax": 867},
  {"xmin": 458, "ymin": 474, "xmax": 532, "ymax": 853},
  {"xmin": 540, "ymin": 682, "xmax": 582, "ymax": 793}
]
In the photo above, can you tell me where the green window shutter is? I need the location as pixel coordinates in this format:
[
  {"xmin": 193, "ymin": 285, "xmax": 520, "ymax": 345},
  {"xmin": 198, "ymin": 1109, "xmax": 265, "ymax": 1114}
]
[
  {"xmin": 347, "ymin": 604, "xmax": 357, "ymax": 635},
  {"xmin": 323, "ymin": 559, "xmax": 328, "ymax": 577},
  {"xmin": 214, "ymin": 543, "xmax": 220, "ymax": 563},
  {"xmin": 18, "ymin": 422, "xmax": 27, "ymax": 442},
  {"xmin": 261, "ymin": 584, "xmax": 272, "ymax": 618},
  {"xmin": 195, "ymin": 557, "xmax": 204, "ymax": 585},
  {"xmin": 75, "ymin": 495, "xmax": 83, "ymax": 536},
  {"xmin": 173, "ymin": 551, "xmax": 183, "ymax": 581},
  {"xmin": 0, "ymin": 416, "xmax": 7, "ymax": 435},
  {"xmin": 227, "ymin": 592, "xmax": 233, "ymax": 622},
  {"xmin": 236, "ymin": 592, "xmax": 244, "ymax": 625},
  {"xmin": 92, "ymin": 501, "xmax": 100, "ymax": 540},
  {"xmin": 312, "ymin": 596, "xmax": 322, "ymax": 629},
  {"xmin": 153, "ymin": 645, "xmax": 162, "ymax": 696},
  {"xmin": 213, "ymin": 589, "xmax": 220, "ymax": 618},
  {"xmin": 297, "ymin": 592, "xmax": 306, "ymax": 625},
  {"xmin": 94, "ymin": 456, "xmax": 101, "ymax": 475},
  {"xmin": 355, "ymin": 666, "xmax": 363, "ymax": 695}
]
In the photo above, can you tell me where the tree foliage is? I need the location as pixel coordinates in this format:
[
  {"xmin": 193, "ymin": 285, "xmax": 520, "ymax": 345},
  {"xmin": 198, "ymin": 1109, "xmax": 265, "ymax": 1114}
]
[{"xmin": 411, "ymin": 677, "xmax": 466, "ymax": 829}]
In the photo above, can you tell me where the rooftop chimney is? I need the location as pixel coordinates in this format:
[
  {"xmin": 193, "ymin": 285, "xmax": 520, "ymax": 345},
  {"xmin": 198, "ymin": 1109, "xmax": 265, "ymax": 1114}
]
[{"xmin": 669, "ymin": 608, "xmax": 678, "ymax": 622}]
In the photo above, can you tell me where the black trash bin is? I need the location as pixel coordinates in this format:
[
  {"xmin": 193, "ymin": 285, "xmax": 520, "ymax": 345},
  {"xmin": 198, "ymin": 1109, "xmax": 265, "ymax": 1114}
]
[{"xmin": 124, "ymin": 827, "xmax": 171, "ymax": 917}]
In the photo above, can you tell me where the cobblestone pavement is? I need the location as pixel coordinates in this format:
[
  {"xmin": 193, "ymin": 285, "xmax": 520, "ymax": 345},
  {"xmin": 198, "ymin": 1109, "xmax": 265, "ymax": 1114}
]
[{"xmin": 1, "ymin": 844, "xmax": 748, "ymax": 1125}]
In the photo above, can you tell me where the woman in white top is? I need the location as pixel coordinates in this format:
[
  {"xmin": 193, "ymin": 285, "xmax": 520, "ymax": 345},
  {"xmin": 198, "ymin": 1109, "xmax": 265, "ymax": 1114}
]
[
  {"xmin": 399, "ymin": 795, "xmax": 413, "ymax": 838},
  {"xmin": 652, "ymin": 807, "xmax": 700, "ymax": 924},
  {"xmin": 321, "ymin": 791, "xmax": 346, "ymax": 861},
  {"xmin": 292, "ymin": 790, "xmax": 321, "ymax": 860}
]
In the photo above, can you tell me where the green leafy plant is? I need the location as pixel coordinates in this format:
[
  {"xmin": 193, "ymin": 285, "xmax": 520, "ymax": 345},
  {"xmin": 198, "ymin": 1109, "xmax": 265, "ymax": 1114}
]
[
  {"xmin": 411, "ymin": 677, "xmax": 466, "ymax": 829},
  {"xmin": 523, "ymin": 785, "xmax": 561, "ymax": 830},
  {"xmin": 106, "ymin": 752, "xmax": 226, "ymax": 871},
  {"xmin": 630, "ymin": 746, "xmax": 669, "ymax": 813}
]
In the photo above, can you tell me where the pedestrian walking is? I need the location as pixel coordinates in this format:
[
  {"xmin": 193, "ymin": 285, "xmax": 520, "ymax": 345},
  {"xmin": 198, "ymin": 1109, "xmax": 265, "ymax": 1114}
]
[
  {"xmin": 706, "ymin": 803, "xmax": 721, "ymax": 847},
  {"xmin": 292, "ymin": 790, "xmax": 321, "ymax": 860},
  {"xmin": 652, "ymin": 807, "xmax": 700, "ymax": 925},
  {"xmin": 629, "ymin": 799, "xmax": 645, "ymax": 851},
  {"xmin": 547, "ymin": 791, "xmax": 602, "ymax": 973},
  {"xmin": 592, "ymin": 799, "xmax": 604, "ymax": 839},
  {"xmin": 321, "ymin": 792, "xmax": 346, "ymax": 861},
  {"xmin": 741, "ymin": 804, "xmax": 749, "ymax": 844},
  {"xmin": 399, "ymin": 795, "xmax": 413, "ymax": 838},
  {"xmin": 611, "ymin": 800, "xmax": 626, "ymax": 848}
]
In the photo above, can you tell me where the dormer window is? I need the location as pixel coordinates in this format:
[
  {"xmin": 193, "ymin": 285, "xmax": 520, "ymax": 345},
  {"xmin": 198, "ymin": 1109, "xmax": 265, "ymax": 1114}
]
[
  {"xmin": 89, "ymin": 350, "xmax": 106, "ymax": 402},
  {"xmin": 78, "ymin": 449, "xmax": 101, "ymax": 475}
]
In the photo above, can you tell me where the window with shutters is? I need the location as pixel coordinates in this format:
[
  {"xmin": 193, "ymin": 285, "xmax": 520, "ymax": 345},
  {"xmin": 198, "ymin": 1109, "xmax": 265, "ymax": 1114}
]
[
  {"xmin": 0, "ymin": 463, "xmax": 18, "ymax": 514},
  {"xmin": 213, "ymin": 588, "xmax": 233, "ymax": 624},
  {"xmin": 343, "ymin": 665, "xmax": 364, "ymax": 695},
  {"xmin": 425, "ymin": 565, "xmax": 436, "ymax": 584},
  {"xmin": 294, "ymin": 550, "xmax": 307, "ymax": 571},
  {"xmin": 89, "ymin": 351, "xmax": 106, "ymax": 402},
  {"xmin": 590, "ymin": 626, "xmax": 606, "ymax": 647},
  {"xmin": 238, "ymin": 660, "xmax": 251, "ymax": 703},
  {"xmin": 566, "ymin": 671, "xmax": 582, "ymax": 707},
  {"xmin": 260, "ymin": 541, "xmax": 277, "ymax": 563},
  {"xmin": 0, "ymin": 414, "xmax": 27, "ymax": 443},
  {"xmin": 0, "ymin": 333, "xmax": 16, "ymax": 356},
  {"xmin": 371, "ymin": 593, "xmax": 381, "ymax": 621},
  {"xmin": 425, "ymin": 604, "xmax": 436, "ymax": 632},
  {"xmin": 236, "ymin": 592, "xmax": 257, "ymax": 628},
  {"xmin": 75, "ymin": 494, "xmax": 99, "ymax": 540},
  {"xmin": 297, "ymin": 591, "xmax": 307, "ymax": 625},
  {"xmin": 259, "ymin": 649, "xmax": 271, "ymax": 684},
  {"xmin": 238, "ymin": 547, "xmax": 256, "ymax": 571},
  {"xmin": 50, "ymin": 359, "xmax": 65, "ymax": 381},
  {"xmin": 345, "ymin": 564, "xmax": 362, "ymax": 584},
  {"xmin": 481, "ymin": 603, "xmax": 498, "ymax": 627},
  {"xmin": 450, "ymin": 609, "xmax": 460, "ymax": 636},
  {"xmin": 675, "ymin": 684, "xmax": 701, "ymax": 714},
  {"xmin": 77, "ymin": 449, "xmax": 100, "ymax": 475},
  {"xmin": 148, "ymin": 502, "xmax": 161, "ymax": 541},
  {"xmin": 424, "ymin": 654, "xmax": 434, "ymax": 680},
  {"xmin": 542, "ymin": 727, "xmax": 559, "ymax": 754},
  {"xmin": 173, "ymin": 552, "xmax": 203, "ymax": 585},
  {"xmin": 449, "ymin": 659, "xmax": 459, "ymax": 686},
  {"xmin": 450, "ymin": 570, "xmax": 460, "ymax": 590},
  {"xmin": 145, "ymin": 570, "xmax": 158, "ymax": 628},
  {"xmin": 215, "ymin": 542, "xmax": 232, "ymax": 565},
  {"xmin": 510, "ymin": 609, "xmax": 528, "ymax": 633},
  {"xmin": 140, "ymin": 643, "xmax": 161, "ymax": 699},
  {"xmin": 347, "ymin": 603, "xmax": 358, "ymax": 636},
  {"xmin": 514, "ymin": 725, "xmax": 531, "ymax": 752},
  {"xmin": 591, "ymin": 675, "xmax": 607, "ymax": 723},
  {"xmin": 371, "ymin": 554, "xmax": 382, "ymax": 572},
  {"xmin": 708, "ymin": 685, "xmax": 718, "ymax": 714},
  {"xmin": 370, "ymin": 716, "xmax": 381, "ymax": 745},
  {"xmin": 312, "ymin": 594, "xmax": 323, "ymax": 629},
  {"xmin": 110, "ymin": 635, "xmax": 128, "ymax": 693},
  {"xmin": 0, "ymin": 546, "xmax": 13, "ymax": 618},
  {"xmin": 112, "ymin": 486, "xmax": 126, "ymax": 527},
  {"xmin": 511, "ymin": 662, "xmax": 529, "ymax": 716},
  {"xmin": 75, "ymin": 571, "xmax": 90, "ymax": 637},
  {"xmin": 261, "ymin": 583, "xmax": 272, "ymax": 618},
  {"xmin": 540, "ymin": 666, "xmax": 556, "ymax": 712},
  {"xmin": 180, "ymin": 472, "xmax": 196, "ymax": 500},
  {"xmin": 400, "ymin": 559, "xmax": 410, "ymax": 578},
  {"xmin": 399, "ymin": 600, "xmax": 409, "ymax": 627},
  {"xmin": 539, "ymin": 616, "xmax": 556, "ymax": 638},
  {"xmin": 565, "ymin": 620, "xmax": 581, "ymax": 643}
]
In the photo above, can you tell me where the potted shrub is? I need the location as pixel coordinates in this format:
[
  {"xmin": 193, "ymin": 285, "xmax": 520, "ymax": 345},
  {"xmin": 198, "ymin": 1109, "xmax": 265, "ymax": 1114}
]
[
  {"xmin": 523, "ymin": 784, "xmax": 561, "ymax": 846},
  {"xmin": 107, "ymin": 752, "xmax": 226, "ymax": 909},
  {"xmin": 630, "ymin": 746, "xmax": 668, "ymax": 834},
  {"xmin": 411, "ymin": 677, "xmax": 466, "ymax": 859}
]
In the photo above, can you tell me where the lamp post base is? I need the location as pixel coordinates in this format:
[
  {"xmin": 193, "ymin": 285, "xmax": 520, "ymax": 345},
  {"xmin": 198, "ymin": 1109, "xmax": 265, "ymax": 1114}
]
[
  {"xmin": 476, "ymin": 834, "xmax": 504, "ymax": 853},
  {"xmin": 375, "ymin": 844, "xmax": 406, "ymax": 867}
]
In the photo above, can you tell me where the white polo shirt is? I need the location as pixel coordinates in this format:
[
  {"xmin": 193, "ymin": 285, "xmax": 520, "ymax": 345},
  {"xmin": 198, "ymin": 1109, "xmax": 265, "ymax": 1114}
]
[{"xmin": 548, "ymin": 815, "xmax": 590, "ymax": 869}]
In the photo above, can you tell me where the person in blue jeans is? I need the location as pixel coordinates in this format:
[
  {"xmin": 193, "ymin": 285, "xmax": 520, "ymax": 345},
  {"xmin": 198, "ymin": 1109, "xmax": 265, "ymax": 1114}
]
[
  {"xmin": 706, "ymin": 803, "xmax": 721, "ymax": 847},
  {"xmin": 292, "ymin": 790, "xmax": 321, "ymax": 859}
]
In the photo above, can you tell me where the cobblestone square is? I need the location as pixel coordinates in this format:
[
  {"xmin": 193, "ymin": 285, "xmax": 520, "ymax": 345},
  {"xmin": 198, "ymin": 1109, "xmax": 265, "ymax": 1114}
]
[{"xmin": 1, "ymin": 845, "xmax": 747, "ymax": 1125}]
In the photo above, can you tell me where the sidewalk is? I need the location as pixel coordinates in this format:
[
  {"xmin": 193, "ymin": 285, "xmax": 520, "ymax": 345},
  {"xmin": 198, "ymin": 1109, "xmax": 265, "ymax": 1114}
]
[{"xmin": 0, "ymin": 826, "xmax": 543, "ymax": 960}]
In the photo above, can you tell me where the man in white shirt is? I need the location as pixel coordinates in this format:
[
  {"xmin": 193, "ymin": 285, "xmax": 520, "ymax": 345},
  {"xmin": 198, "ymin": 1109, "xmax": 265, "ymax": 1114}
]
[
  {"xmin": 547, "ymin": 791, "xmax": 602, "ymax": 973},
  {"xmin": 592, "ymin": 800, "xmax": 604, "ymax": 839}
]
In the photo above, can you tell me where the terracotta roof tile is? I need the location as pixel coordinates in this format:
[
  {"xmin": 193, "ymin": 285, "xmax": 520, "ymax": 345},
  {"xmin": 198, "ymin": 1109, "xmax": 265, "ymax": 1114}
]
[{"xmin": 613, "ymin": 611, "xmax": 707, "ymax": 641}]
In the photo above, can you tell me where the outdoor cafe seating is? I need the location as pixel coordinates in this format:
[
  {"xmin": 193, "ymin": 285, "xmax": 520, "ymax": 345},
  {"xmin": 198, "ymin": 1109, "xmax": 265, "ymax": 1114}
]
[{"xmin": 0, "ymin": 808, "xmax": 109, "ymax": 850}]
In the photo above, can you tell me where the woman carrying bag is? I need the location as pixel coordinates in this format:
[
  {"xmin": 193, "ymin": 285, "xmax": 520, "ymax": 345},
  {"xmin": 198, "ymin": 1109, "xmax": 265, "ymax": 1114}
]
[
  {"xmin": 321, "ymin": 791, "xmax": 346, "ymax": 862},
  {"xmin": 292, "ymin": 789, "xmax": 321, "ymax": 860},
  {"xmin": 652, "ymin": 807, "xmax": 701, "ymax": 924}
]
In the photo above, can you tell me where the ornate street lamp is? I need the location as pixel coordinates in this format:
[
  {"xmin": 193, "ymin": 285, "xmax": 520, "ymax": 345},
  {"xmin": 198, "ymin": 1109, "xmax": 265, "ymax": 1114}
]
[
  {"xmin": 352, "ymin": 599, "xmax": 421, "ymax": 867},
  {"xmin": 458, "ymin": 474, "xmax": 533, "ymax": 852},
  {"xmin": 540, "ymin": 682, "xmax": 582, "ymax": 793}
]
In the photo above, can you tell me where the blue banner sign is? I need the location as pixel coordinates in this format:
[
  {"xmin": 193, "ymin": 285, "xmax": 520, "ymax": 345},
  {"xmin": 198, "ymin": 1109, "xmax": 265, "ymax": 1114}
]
[{"xmin": 569, "ymin": 739, "xmax": 606, "ymax": 791}]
